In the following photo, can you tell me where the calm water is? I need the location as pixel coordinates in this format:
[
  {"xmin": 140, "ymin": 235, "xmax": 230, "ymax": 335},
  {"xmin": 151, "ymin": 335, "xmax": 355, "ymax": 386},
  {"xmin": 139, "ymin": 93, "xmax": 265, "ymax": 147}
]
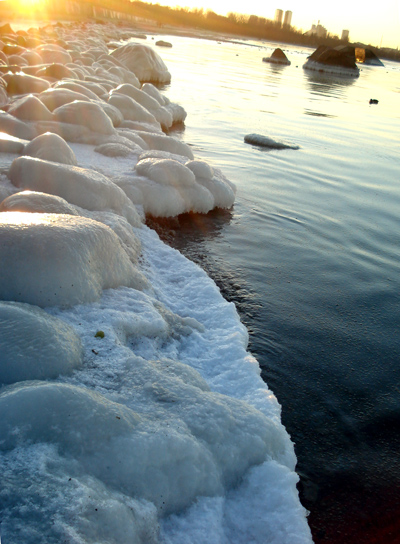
[{"xmin": 150, "ymin": 34, "xmax": 400, "ymax": 542}]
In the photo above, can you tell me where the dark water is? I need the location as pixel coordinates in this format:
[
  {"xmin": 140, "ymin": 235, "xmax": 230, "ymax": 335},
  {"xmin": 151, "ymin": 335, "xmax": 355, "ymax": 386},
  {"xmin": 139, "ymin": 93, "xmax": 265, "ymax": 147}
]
[{"xmin": 149, "ymin": 34, "xmax": 400, "ymax": 542}]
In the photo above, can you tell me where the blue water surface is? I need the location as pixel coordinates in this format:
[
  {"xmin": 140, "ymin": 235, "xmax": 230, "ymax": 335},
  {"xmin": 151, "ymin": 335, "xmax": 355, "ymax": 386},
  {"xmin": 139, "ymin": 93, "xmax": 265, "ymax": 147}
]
[{"xmin": 153, "ymin": 34, "xmax": 400, "ymax": 543}]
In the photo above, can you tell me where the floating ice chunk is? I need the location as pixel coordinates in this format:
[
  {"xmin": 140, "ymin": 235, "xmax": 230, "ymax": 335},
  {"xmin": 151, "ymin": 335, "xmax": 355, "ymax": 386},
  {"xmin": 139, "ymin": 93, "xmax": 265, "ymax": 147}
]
[
  {"xmin": 244, "ymin": 133, "xmax": 300, "ymax": 150},
  {"xmin": 0, "ymin": 212, "xmax": 147, "ymax": 307},
  {"xmin": 53, "ymin": 101, "xmax": 116, "ymax": 135},
  {"xmin": 8, "ymin": 156, "xmax": 140, "ymax": 225},
  {"xmin": 7, "ymin": 94, "xmax": 54, "ymax": 122},
  {"xmin": 23, "ymin": 132, "xmax": 78, "ymax": 165},
  {"xmin": 0, "ymin": 190, "xmax": 79, "ymax": 215},
  {"xmin": 0, "ymin": 301, "xmax": 83, "ymax": 384},
  {"xmin": 111, "ymin": 43, "xmax": 171, "ymax": 84}
]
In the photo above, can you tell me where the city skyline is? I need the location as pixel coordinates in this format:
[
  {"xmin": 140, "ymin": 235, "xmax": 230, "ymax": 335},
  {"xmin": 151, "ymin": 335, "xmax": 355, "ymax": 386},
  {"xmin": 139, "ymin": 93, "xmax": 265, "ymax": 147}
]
[{"xmin": 149, "ymin": 0, "xmax": 399, "ymax": 49}]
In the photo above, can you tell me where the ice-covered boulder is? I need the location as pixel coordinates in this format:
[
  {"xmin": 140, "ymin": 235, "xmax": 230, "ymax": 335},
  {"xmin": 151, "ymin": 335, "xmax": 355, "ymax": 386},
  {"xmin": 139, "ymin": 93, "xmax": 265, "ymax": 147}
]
[
  {"xmin": 108, "ymin": 93, "xmax": 160, "ymax": 129},
  {"xmin": 53, "ymin": 80, "xmax": 101, "ymax": 101},
  {"xmin": 303, "ymin": 45, "xmax": 360, "ymax": 77},
  {"xmin": 53, "ymin": 101, "xmax": 116, "ymax": 135},
  {"xmin": 132, "ymin": 158, "xmax": 214, "ymax": 217},
  {"xmin": 0, "ymin": 301, "xmax": 83, "ymax": 384},
  {"xmin": 134, "ymin": 131, "xmax": 194, "ymax": 159},
  {"xmin": 34, "ymin": 43, "xmax": 72, "ymax": 64},
  {"xmin": 110, "ymin": 43, "xmax": 171, "ymax": 84},
  {"xmin": 7, "ymin": 94, "xmax": 54, "ymax": 122},
  {"xmin": 38, "ymin": 87, "xmax": 91, "ymax": 111},
  {"xmin": 0, "ymin": 191, "xmax": 79, "ymax": 215},
  {"xmin": 0, "ymin": 212, "xmax": 147, "ymax": 307},
  {"xmin": 8, "ymin": 156, "xmax": 141, "ymax": 226},
  {"xmin": 0, "ymin": 131, "xmax": 27, "ymax": 154},
  {"xmin": 5, "ymin": 72, "xmax": 50, "ymax": 95},
  {"xmin": 94, "ymin": 142, "xmax": 136, "ymax": 157},
  {"xmin": 262, "ymin": 48, "xmax": 291, "ymax": 66},
  {"xmin": 0, "ymin": 111, "xmax": 36, "ymax": 140},
  {"xmin": 110, "ymin": 84, "xmax": 173, "ymax": 129},
  {"xmin": 186, "ymin": 160, "xmax": 237, "ymax": 209},
  {"xmin": 23, "ymin": 132, "xmax": 78, "ymax": 165}
]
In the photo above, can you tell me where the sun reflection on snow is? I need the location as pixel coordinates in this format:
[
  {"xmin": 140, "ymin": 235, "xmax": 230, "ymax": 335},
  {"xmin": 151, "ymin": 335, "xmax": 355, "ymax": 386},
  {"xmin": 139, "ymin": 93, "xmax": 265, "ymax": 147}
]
[{"xmin": 0, "ymin": 211, "xmax": 57, "ymax": 226}]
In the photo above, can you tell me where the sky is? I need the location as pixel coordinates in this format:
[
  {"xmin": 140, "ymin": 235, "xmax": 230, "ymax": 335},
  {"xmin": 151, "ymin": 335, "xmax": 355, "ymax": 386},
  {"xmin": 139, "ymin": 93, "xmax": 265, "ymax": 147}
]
[{"xmin": 149, "ymin": 0, "xmax": 400, "ymax": 49}]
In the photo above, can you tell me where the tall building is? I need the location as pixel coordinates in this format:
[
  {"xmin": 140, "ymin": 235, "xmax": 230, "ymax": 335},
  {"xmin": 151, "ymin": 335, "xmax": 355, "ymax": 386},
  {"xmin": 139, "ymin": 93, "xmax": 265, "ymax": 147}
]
[
  {"xmin": 283, "ymin": 10, "xmax": 292, "ymax": 27},
  {"xmin": 275, "ymin": 9, "xmax": 283, "ymax": 26},
  {"xmin": 341, "ymin": 29, "xmax": 350, "ymax": 41}
]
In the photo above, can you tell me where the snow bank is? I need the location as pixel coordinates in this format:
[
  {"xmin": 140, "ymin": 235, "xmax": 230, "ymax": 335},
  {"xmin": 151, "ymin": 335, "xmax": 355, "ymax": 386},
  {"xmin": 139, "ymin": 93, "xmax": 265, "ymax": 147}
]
[
  {"xmin": 0, "ymin": 20, "xmax": 312, "ymax": 544},
  {"xmin": 0, "ymin": 301, "xmax": 83, "ymax": 384},
  {"xmin": 0, "ymin": 212, "xmax": 147, "ymax": 307}
]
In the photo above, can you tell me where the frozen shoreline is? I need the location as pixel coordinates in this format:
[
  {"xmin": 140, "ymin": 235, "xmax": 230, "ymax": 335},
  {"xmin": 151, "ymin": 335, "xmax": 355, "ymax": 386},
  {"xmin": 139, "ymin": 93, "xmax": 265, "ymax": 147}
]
[{"xmin": 0, "ymin": 20, "xmax": 312, "ymax": 543}]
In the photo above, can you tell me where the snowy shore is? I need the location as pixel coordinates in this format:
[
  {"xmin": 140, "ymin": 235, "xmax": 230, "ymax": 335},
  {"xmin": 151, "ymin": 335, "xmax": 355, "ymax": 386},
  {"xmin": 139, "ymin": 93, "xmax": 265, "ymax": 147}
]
[{"xmin": 0, "ymin": 20, "xmax": 312, "ymax": 543}]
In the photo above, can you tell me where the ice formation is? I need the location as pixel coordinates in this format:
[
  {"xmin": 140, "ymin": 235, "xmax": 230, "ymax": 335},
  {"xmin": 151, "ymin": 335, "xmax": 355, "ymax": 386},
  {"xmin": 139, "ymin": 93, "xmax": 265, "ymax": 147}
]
[
  {"xmin": 0, "ymin": 212, "xmax": 147, "ymax": 307},
  {"xmin": 0, "ymin": 301, "xmax": 83, "ymax": 383},
  {"xmin": 0, "ymin": 20, "xmax": 312, "ymax": 544}
]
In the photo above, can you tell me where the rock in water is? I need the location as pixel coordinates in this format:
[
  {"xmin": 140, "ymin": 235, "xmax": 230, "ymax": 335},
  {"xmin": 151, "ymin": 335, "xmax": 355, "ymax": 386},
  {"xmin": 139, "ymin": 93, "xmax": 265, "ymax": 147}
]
[{"xmin": 244, "ymin": 133, "xmax": 299, "ymax": 150}]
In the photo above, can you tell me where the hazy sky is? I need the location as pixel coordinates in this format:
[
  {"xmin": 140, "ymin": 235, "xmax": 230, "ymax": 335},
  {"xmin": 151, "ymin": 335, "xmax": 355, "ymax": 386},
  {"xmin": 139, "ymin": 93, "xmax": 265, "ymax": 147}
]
[{"xmin": 150, "ymin": 0, "xmax": 399, "ymax": 49}]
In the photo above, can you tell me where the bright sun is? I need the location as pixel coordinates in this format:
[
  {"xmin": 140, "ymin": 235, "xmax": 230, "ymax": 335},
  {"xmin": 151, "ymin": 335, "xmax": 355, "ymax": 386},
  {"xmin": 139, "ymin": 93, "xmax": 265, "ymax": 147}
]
[{"xmin": 14, "ymin": 0, "xmax": 46, "ymax": 15}]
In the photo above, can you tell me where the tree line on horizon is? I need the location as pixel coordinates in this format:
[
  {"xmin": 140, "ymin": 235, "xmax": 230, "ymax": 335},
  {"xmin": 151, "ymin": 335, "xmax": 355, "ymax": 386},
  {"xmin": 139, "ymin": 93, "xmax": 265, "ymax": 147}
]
[{"xmin": 0, "ymin": 0, "xmax": 398, "ymax": 61}]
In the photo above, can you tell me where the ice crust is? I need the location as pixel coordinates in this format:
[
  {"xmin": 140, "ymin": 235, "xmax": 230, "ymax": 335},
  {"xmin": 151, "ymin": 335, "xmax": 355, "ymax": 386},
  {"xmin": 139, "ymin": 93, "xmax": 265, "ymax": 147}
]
[{"xmin": 0, "ymin": 21, "xmax": 312, "ymax": 544}]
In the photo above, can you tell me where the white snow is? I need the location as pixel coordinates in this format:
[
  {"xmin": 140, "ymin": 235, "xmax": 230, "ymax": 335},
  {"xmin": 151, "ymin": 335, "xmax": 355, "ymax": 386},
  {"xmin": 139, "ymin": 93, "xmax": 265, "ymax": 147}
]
[{"xmin": 0, "ymin": 21, "xmax": 312, "ymax": 544}]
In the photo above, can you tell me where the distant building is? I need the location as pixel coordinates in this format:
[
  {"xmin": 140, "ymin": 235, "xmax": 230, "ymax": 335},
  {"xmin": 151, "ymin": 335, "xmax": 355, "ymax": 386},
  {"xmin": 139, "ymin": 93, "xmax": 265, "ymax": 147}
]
[
  {"xmin": 283, "ymin": 10, "xmax": 292, "ymax": 27},
  {"xmin": 305, "ymin": 22, "xmax": 327, "ymax": 38},
  {"xmin": 275, "ymin": 9, "xmax": 283, "ymax": 26},
  {"xmin": 341, "ymin": 29, "xmax": 350, "ymax": 41}
]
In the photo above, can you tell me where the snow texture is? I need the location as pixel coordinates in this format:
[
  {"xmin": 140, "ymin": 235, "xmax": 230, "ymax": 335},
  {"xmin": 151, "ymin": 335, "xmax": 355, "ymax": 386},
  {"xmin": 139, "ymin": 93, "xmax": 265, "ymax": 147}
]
[{"xmin": 0, "ymin": 20, "xmax": 312, "ymax": 544}]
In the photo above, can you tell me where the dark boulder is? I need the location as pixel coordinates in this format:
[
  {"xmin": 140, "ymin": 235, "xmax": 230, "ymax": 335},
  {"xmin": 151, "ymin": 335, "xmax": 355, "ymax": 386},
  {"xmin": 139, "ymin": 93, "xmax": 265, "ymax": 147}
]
[{"xmin": 262, "ymin": 48, "xmax": 290, "ymax": 66}]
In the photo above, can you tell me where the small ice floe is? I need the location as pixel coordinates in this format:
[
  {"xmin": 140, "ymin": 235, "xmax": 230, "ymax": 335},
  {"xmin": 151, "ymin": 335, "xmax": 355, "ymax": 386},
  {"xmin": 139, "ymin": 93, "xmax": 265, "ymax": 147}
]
[
  {"xmin": 262, "ymin": 48, "xmax": 291, "ymax": 66},
  {"xmin": 244, "ymin": 133, "xmax": 299, "ymax": 150}
]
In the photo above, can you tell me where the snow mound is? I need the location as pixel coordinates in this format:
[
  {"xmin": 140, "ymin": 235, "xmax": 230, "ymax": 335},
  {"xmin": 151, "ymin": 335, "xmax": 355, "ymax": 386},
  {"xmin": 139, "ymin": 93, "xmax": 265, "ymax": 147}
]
[
  {"xmin": 0, "ymin": 191, "xmax": 79, "ymax": 215},
  {"xmin": 111, "ymin": 43, "xmax": 171, "ymax": 84},
  {"xmin": 0, "ymin": 301, "xmax": 83, "ymax": 384},
  {"xmin": 0, "ymin": 364, "xmax": 285, "ymax": 514},
  {"xmin": 23, "ymin": 132, "xmax": 78, "ymax": 165},
  {"xmin": 124, "ymin": 158, "xmax": 236, "ymax": 217},
  {"xmin": 8, "ymin": 156, "xmax": 141, "ymax": 226},
  {"xmin": 7, "ymin": 94, "xmax": 54, "ymax": 122},
  {"xmin": 53, "ymin": 100, "xmax": 116, "ymax": 135},
  {"xmin": 0, "ymin": 212, "xmax": 147, "ymax": 307}
]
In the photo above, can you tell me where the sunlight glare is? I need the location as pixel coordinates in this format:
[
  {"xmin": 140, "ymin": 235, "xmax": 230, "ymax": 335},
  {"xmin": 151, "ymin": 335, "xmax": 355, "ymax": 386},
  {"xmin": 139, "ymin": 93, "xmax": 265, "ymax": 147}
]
[{"xmin": 14, "ymin": 0, "xmax": 46, "ymax": 16}]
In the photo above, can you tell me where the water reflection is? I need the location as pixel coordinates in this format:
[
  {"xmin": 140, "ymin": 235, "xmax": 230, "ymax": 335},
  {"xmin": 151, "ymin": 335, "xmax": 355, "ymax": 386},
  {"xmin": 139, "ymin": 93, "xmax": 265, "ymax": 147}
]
[{"xmin": 304, "ymin": 70, "xmax": 356, "ymax": 97}]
